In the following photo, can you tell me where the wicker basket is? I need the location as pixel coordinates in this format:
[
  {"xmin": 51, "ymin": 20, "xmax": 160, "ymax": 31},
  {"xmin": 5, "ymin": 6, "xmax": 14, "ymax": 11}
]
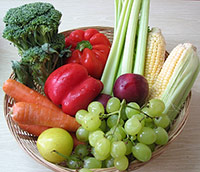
[{"xmin": 4, "ymin": 26, "xmax": 191, "ymax": 172}]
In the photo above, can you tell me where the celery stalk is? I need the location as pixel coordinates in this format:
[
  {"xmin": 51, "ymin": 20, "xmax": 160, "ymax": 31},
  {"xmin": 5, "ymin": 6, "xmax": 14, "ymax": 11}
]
[
  {"xmin": 120, "ymin": 0, "xmax": 142, "ymax": 75},
  {"xmin": 101, "ymin": 0, "xmax": 134, "ymax": 95},
  {"xmin": 114, "ymin": 0, "xmax": 119, "ymax": 34},
  {"xmin": 134, "ymin": 0, "xmax": 150, "ymax": 75},
  {"xmin": 114, "ymin": 0, "xmax": 124, "ymax": 35}
]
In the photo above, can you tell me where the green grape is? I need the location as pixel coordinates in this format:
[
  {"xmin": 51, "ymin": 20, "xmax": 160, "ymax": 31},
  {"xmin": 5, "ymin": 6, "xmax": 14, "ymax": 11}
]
[
  {"xmin": 107, "ymin": 114, "xmax": 124, "ymax": 128},
  {"xmin": 153, "ymin": 113, "xmax": 170, "ymax": 128},
  {"xmin": 99, "ymin": 120, "xmax": 107, "ymax": 132},
  {"xmin": 74, "ymin": 144, "xmax": 89, "ymax": 158},
  {"xmin": 106, "ymin": 97, "xmax": 121, "ymax": 113},
  {"xmin": 103, "ymin": 156, "xmax": 114, "ymax": 168},
  {"xmin": 149, "ymin": 99, "xmax": 165, "ymax": 115},
  {"xmin": 110, "ymin": 141, "xmax": 127, "ymax": 158},
  {"xmin": 137, "ymin": 127, "xmax": 157, "ymax": 145},
  {"xmin": 75, "ymin": 110, "xmax": 88, "ymax": 125},
  {"xmin": 114, "ymin": 155, "xmax": 129, "ymax": 171},
  {"xmin": 124, "ymin": 140, "xmax": 133, "ymax": 155},
  {"xmin": 76, "ymin": 126, "xmax": 89, "ymax": 142},
  {"xmin": 95, "ymin": 137, "xmax": 111, "ymax": 157},
  {"xmin": 145, "ymin": 121, "xmax": 156, "ymax": 129},
  {"xmin": 88, "ymin": 101, "xmax": 105, "ymax": 115},
  {"xmin": 154, "ymin": 127, "xmax": 169, "ymax": 145},
  {"xmin": 79, "ymin": 168, "xmax": 93, "ymax": 172},
  {"xmin": 132, "ymin": 113, "xmax": 145, "ymax": 127},
  {"xmin": 89, "ymin": 130, "xmax": 104, "ymax": 147},
  {"xmin": 143, "ymin": 99, "xmax": 165, "ymax": 117},
  {"xmin": 106, "ymin": 131, "xmax": 122, "ymax": 142},
  {"xmin": 132, "ymin": 143, "xmax": 152, "ymax": 162},
  {"xmin": 66, "ymin": 154, "xmax": 83, "ymax": 169},
  {"xmin": 83, "ymin": 157, "xmax": 102, "ymax": 169},
  {"xmin": 82, "ymin": 113, "xmax": 101, "ymax": 131},
  {"xmin": 109, "ymin": 126, "xmax": 126, "ymax": 140},
  {"xmin": 125, "ymin": 102, "xmax": 140, "ymax": 118},
  {"xmin": 93, "ymin": 148, "xmax": 110, "ymax": 161},
  {"xmin": 130, "ymin": 135, "xmax": 137, "ymax": 142},
  {"xmin": 145, "ymin": 116, "xmax": 153, "ymax": 123},
  {"xmin": 124, "ymin": 117, "xmax": 142, "ymax": 136},
  {"xmin": 148, "ymin": 143, "xmax": 156, "ymax": 152}
]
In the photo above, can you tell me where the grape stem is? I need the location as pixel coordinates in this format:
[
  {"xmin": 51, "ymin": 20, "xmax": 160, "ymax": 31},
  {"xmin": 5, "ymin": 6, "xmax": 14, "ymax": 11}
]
[
  {"xmin": 111, "ymin": 99, "xmax": 126, "ymax": 136},
  {"xmin": 126, "ymin": 105, "xmax": 154, "ymax": 119},
  {"xmin": 51, "ymin": 150, "xmax": 69, "ymax": 160}
]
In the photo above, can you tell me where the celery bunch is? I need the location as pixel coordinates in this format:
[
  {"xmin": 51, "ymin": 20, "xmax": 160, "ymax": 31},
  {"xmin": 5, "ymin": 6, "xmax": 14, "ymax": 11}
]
[{"xmin": 101, "ymin": 0, "xmax": 150, "ymax": 95}]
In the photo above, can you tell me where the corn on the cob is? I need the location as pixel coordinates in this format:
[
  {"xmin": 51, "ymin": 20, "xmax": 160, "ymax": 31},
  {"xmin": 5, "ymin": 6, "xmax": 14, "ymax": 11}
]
[
  {"xmin": 151, "ymin": 43, "xmax": 200, "ymax": 121},
  {"xmin": 144, "ymin": 27, "xmax": 166, "ymax": 91}
]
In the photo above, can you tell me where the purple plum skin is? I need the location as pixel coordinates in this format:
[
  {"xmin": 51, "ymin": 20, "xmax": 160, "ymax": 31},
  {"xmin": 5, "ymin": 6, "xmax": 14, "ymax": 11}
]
[
  {"xmin": 113, "ymin": 73, "xmax": 149, "ymax": 106},
  {"xmin": 95, "ymin": 93, "xmax": 112, "ymax": 110}
]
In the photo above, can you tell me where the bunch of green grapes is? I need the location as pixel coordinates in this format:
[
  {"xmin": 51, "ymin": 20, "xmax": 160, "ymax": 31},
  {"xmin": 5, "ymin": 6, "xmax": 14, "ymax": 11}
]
[{"xmin": 74, "ymin": 97, "xmax": 170, "ymax": 171}]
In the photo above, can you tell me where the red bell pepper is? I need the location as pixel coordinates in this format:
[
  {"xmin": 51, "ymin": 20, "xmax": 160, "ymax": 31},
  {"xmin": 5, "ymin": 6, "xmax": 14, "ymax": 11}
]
[
  {"xmin": 65, "ymin": 28, "xmax": 111, "ymax": 79},
  {"xmin": 44, "ymin": 63, "xmax": 103, "ymax": 116}
]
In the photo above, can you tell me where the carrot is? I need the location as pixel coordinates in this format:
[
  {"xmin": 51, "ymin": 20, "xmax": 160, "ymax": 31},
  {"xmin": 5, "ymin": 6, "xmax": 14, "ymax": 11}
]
[
  {"xmin": 12, "ymin": 102, "xmax": 80, "ymax": 132},
  {"xmin": 3, "ymin": 79, "xmax": 61, "ymax": 112},
  {"xmin": 18, "ymin": 123, "xmax": 50, "ymax": 136}
]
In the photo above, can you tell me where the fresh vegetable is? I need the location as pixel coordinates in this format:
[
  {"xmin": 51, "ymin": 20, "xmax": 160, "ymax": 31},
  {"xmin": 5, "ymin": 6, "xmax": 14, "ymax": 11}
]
[
  {"xmin": 144, "ymin": 27, "xmax": 166, "ymax": 91},
  {"xmin": 11, "ymin": 36, "xmax": 71, "ymax": 88},
  {"xmin": 3, "ymin": 79, "xmax": 61, "ymax": 112},
  {"xmin": 12, "ymin": 102, "xmax": 80, "ymax": 132},
  {"xmin": 18, "ymin": 124, "xmax": 50, "ymax": 137},
  {"xmin": 2, "ymin": 2, "xmax": 70, "ymax": 88},
  {"xmin": 37, "ymin": 128, "xmax": 73, "ymax": 163},
  {"xmin": 133, "ymin": 0, "xmax": 150, "ymax": 75},
  {"xmin": 2, "ymin": 2, "xmax": 62, "ymax": 51},
  {"xmin": 65, "ymin": 28, "xmax": 111, "ymax": 79},
  {"xmin": 113, "ymin": 73, "xmax": 149, "ymax": 105},
  {"xmin": 101, "ymin": 0, "xmax": 150, "ymax": 95},
  {"xmin": 44, "ymin": 63, "xmax": 103, "ymax": 116},
  {"xmin": 150, "ymin": 43, "xmax": 200, "ymax": 121}
]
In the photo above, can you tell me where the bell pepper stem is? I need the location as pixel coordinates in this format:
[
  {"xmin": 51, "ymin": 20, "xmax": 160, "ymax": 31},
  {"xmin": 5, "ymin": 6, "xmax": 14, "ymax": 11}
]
[{"xmin": 76, "ymin": 40, "xmax": 92, "ymax": 51}]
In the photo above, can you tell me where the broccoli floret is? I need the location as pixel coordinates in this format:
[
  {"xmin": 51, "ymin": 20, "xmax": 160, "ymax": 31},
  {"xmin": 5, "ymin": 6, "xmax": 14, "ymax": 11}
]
[
  {"xmin": 3, "ymin": 2, "xmax": 62, "ymax": 51},
  {"xmin": 12, "ymin": 34, "xmax": 71, "ymax": 88}
]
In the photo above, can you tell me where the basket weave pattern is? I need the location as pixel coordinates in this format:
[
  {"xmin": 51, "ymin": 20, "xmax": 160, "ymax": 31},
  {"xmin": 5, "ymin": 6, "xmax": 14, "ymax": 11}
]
[{"xmin": 4, "ymin": 26, "xmax": 191, "ymax": 172}]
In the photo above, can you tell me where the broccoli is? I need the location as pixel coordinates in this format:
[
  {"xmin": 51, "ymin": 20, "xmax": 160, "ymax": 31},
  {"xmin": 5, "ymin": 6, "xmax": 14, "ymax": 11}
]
[
  {"xmin": 12, "ymin": 34, "xmax": 71, "ymax": 89},
  {"xmin": 3, "ymin": 2, "xmax": 71, "ymax": 89},
  {"xmin": 3, "ymin": 2, "xmax": 62, "ymax": 51}
]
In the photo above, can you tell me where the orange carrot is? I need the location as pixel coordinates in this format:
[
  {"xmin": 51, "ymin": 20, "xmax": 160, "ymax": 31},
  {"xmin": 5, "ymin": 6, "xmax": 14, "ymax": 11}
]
[
  {"xmin": 18, "ymin": 123, "xmax": 50, "ymax": 136},
  {"xmin": 70, "ymin": 132, "xmax": 85, "ymax": 148},
  {"xmin": 3, "ymin": 79, "xmax": 61, "ymax": 112},
  {"xmin": 12, "ymin": 102, "xmax": 80, "ymax": 132}
]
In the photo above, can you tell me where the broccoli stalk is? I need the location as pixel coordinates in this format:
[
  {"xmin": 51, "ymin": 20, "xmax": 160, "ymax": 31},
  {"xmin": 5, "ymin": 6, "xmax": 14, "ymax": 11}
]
[{"xmin": 12, "ymin": 34, "xmax": 71, "ymax": 89}]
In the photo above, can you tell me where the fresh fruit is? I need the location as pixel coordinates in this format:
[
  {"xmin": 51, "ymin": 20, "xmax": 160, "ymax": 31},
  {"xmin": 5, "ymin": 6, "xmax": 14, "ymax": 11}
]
[
  {"xmin": 37, "ymin": 128, "xmax": 73, "ymax": 163},
  {"xmin": 95, "ymin": 93, "xmax": 112, "ymax": 110},
  {"xmin": 132, "ymin": 143, "xmax": 152, "ymax": 162},
  {"xmin": 124, "ymin": 117, "xmax": 142, "ymax": 136},
  {"xmin": 114, "ymin": 155, "xmax": 129, "ymax": 171},
  {"xmin": 154, "ymin": 127, "xmax": 169, "ymax": 145},
  {"xmin": 137, "ymin": 127, "xmax": 157, "ymax": 145},
  {"xmin": 106, "ymin": 97, "xmax": 121, "ymax": 113},
  {"xmin": 74, "ymin": 97, "xmax": 170, "ymax": 171},
  {"xmin": 113, "ymin": 73, "xmax": 149, "ymax": 106}
]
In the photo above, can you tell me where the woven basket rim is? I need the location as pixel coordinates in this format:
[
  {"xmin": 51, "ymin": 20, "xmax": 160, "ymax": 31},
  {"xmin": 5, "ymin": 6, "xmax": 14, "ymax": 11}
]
[{"xmin": 3, "ymin": 26, "xmax": 191, "ymax": 172}]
